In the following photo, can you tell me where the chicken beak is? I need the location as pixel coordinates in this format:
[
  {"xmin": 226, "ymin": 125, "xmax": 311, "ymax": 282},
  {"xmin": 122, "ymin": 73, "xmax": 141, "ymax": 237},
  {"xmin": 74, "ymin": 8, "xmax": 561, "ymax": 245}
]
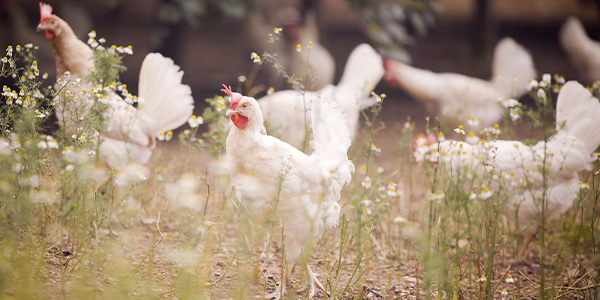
[
  {"xmin": 226, "ymin": 108, "xmax": 237, "ymax": 117},
  {"xmin": 36, "ymin": 23, "xmax": 45, "ymax": 32}
]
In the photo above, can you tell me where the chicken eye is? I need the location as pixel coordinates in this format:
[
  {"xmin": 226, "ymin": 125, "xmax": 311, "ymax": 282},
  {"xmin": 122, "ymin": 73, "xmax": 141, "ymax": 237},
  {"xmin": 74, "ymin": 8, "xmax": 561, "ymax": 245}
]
[
  {"xmin": 50, "ymin": 20, "xmax": 55, "ymax": 25},
  {"xmin": 242, "ymin": 103, "xmax": 247, "ymax": 108}
]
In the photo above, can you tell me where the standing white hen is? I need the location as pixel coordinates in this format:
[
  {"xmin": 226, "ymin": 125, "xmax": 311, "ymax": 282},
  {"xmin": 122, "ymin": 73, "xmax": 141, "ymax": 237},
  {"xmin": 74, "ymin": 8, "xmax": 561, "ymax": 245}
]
[
  {"xmin": 37, "ymin": 2, "xmax": 194, "ymax": 169},
  {"xmin": 428, "ymin": 81, "xmax": 600, "ymax": 234},
  {"xmin": 223, "ymin": 84, "xmax": 353, "ymax": 298},
  {"xmin": 385, "ymin": 37, "xmax": 536, "ymax": 128},
  {"xmin": 560, "ymin": 16, "xmax": 600, "ymax": 83},
  {"xmin": 259, "ymin": 43, "xmax": 384, "ymax": 151}
]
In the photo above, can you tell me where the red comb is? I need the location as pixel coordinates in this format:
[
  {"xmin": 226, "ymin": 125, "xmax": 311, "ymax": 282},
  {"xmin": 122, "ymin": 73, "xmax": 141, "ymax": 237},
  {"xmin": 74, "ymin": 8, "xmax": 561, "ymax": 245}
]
[
  {"xmin": 39, "ymin": 2, "xmax": 53, "ymax": 23},
  {"xmin": 221, "ymin": 84, "xmax": 232, "ymax": 96}
]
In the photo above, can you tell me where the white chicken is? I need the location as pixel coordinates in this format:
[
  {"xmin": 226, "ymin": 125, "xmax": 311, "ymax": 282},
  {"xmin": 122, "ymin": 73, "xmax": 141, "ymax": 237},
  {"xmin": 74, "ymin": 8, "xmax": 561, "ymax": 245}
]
[
  {"xmin": 37, "ymin": 2, "xmax": 194, "ymax": 169},
  {"xmin": 560, "ymin": 16, "xmax": 600, "ymax": 83},
  {"xmin": 385, "ymin": 37, "xmax": 536, "ymax": 128},
  {"xmin": 427, "ymin": 81, "xmax": 600, "ymax": 235},
  {"xmin": 246, "ymin": 4, "xmax": 335, "ymax": 90},
  {"xmin": 223, "ymin": 84, "xmax": 353, "ymax": 298},
  {"xmin": 258, "ymin": 43, "xmax": 384, "ymax": 151}
]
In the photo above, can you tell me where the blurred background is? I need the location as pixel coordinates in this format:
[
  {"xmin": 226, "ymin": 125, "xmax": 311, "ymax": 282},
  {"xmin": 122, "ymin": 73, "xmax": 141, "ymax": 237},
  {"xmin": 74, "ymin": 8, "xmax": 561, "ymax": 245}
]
[{"xmin": 1, "ymin": 0, "xmax": 599, "ymax": 124}]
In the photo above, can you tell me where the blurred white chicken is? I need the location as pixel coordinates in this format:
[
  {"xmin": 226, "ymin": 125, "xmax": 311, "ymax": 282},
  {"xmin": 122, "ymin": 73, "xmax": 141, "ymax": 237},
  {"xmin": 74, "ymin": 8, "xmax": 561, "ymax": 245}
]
[
  {"xmin": 223, "ymin": 84, "xmax": 353, "ymax": 298},
  {"xmin": 427, "ymin": 81, "xmax": 600, "ymax": 236},
  {"xmin": 246, "ymin": 3, "xmax": 335, "ymax": 90},
  {"xmin": 258, "ymin": 43, "xmax": 384, "ymax": 151},
  {"xmin": 560, "ymin": 16, "xmax": 600, "ymax": 83},
  {"xmin": 37, "ymin": 2, "xmax": 194, "ymax": 169},
  {"xmin": 385, "ymin": 37, "xmax": 536, "ymax": 128}
]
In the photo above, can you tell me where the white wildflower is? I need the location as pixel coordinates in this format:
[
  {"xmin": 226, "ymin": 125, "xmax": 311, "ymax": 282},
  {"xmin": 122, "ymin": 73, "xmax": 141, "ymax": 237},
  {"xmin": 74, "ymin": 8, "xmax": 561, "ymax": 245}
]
[
  {"xmin": 536, "ymin": 88, "xmax": 545, "ymax": 99},
  {"xmin": 393, "ymin": 215, "xmax": 407, "ymax": 223},
  {"xmin": 579, "ymin": 181, "xmax": 589, "ymax": 190},
  {"xmin": 188, "ymin": 115, "xmax": 203, "ymax": 128},
  {"xmin": 361, "ymin": 176, "xmax": 372, "ymax": 189},
  {"xmin": 505, "ymin": 275, "xmax": 516, "ymax": 283},
  {"xmin": 467, "ymin": 117, "xmax": 479, "ymax": 127},
  {"xmin": 360, "ymin": 197, "xmax": 372, "ymax": 206},
  {"xmin": 454, "ymin": 125, "xmax": 465, "ymax": 135},
  {"xmin": 527, "ymin": 79, "xmax": 538, "ymax": 91}
]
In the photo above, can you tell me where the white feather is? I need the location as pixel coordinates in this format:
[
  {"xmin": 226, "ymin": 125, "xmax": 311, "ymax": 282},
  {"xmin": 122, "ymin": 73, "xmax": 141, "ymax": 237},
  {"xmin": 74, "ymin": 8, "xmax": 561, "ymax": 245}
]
[
  {"xmin": 560, "ymin": 16, "xmax": 600, "ymax": 83},
  {"xmin": 226, "ymin": 91, "xmax": 352, "ymax": 262},
  {"xmin": 259, "ymin": 43, "xmax": 384, "ymax": 149},
  {"xmin": 433, "ymin": 81, "xmax": 600, "ymax": 233},
  {"xmin": 386, "ymin": 37, "xmax": 536, "ymax": 128}
]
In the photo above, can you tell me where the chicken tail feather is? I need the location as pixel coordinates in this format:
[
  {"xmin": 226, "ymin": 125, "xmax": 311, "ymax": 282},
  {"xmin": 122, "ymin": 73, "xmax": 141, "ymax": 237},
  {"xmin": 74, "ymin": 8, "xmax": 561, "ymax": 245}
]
[
  {"xmin": 137, "ymin": 53, "xmax": 194, "ymax": 135},
  {"xmin": 337, "ymin": 44, "xmax": 384, "ymax": 109},
  {"xmin": 491, "ymin": 37, "xmax": 536, "ymax": 99},
  {"xmin": 556, "ymin": 81, "xmax": 600, "ymax": 155}
]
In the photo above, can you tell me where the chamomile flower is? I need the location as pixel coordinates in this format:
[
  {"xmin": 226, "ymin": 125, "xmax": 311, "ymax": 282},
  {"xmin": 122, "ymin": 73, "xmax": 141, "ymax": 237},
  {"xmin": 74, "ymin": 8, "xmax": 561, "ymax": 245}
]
[
  {"xmin": 165, "ymin": 130, "xmax": 173, "ymax": 141},
  {"xmin": 6, "ymin": 46, "xmax": 13, "ymax": 57},
  {"xmin": 47, "ymin": 138, "xmax": 59, "ymax": 149},
  {"xmin": 250, "ymin": 52, "xmax": 261, "ymax": 63},
  {"xmin": 267, "ymin": 87, "xmax": 275, "ymax": 95},
  {"xmin": 505, "ymin": 274, "xmax": 516, "ymax": 283},
  {"xmin": 554, "ymin": 74, "xmax": 565, "ymax": 84},
  {"xmin": 437, "ymin": 131, "xmax": 445, "ymax": 142},
  {"xmin": 37, "ymin": 141, "xmax": 48, "ymax": 149},
  {"xmin": 579, "ymin": 181, "xmax": 590, "ymax": 190},
  {"xmin": 387, "ymin": 182, "xmax": 398, "ymax": 197},
  {"xmin": 429, "ymin": 191, "xmax": 445, "ymax": 202},
  {"xmin": 361, "ymin": 176, "xmax": 372, "ymax": 189},
  {"xmin": 370, "ymin": 143, "xmax": 381, "ymax": 154},
  {"xmin": 188, "ymin": 115, "xmax": 203, "ymax": 128},
  {"xmin": 274, "ymin": 27, "xmax": 282, "ymax": 34},
  {"xmin": 308, "ymin": 41, "xmax": 313, "ymax": 49},
  {"xmin": 296, "ymin": 44, "xmax": 301, "ymax": 52},
  {"xmin": 466, "ymin": 131, "xmax": 479, "ymax": 144},
  {"xmin": 536, "ymin": 88, "xmax": 546, "ymax": 99},
  {"xmin": 454, "ymin": 125, "xmax": 465, "ymax": 135},
  {"xmin": 360, "ymin": 197, "xmax": 372, "ymax": 206},
  {"xmin": 501, "ymin": 98, "xmax": 520, "ymax": 108},
  {"xmin": 479, "ymin": 186, "xmax": 492, "ymax": 199},
  {"xmin": 478, "ymin": 275, "xmax": 487, "ymax": 283},
  {"xmin": 483, "ymin": 123, "xmax": 501, "ymax": 136},
  {"xmin": 359, "ymin": 165, "xmax": 367, "ymax": 175},
  {"xmin": 467, "ymin": 117, "xmax": 479, "ymax": 127},
  {"xmin": 527, "ymin": 79, "xmax": 538, "ymax": 91},
  {"xmin": 541, "ymin": 73, "xmax": 551, "ymax": 86},
  {"xmin": 393, "ymin": 215, "xmax": 407, "ymax": 223},
  {"xmin": 509, "ymin": 108, "xmax": 520, "ymax": 121}
]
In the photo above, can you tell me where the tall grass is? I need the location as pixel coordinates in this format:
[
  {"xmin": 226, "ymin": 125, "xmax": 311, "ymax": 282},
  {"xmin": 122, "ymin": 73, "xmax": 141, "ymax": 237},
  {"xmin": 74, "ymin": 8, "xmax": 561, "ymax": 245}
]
[{"xmin": 0, "ymin": 37, "xmax": 599, "ymax": 300}]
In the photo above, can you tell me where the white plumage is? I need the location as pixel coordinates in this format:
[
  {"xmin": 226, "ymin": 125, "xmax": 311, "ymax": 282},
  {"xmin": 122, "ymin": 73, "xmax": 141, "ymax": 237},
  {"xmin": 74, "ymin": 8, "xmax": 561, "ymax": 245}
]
[
  {"xmin": 431, "ymin": 81, "xmax": 600, "ymax": 233},
  {"xmin": 385, "ymin": 37, "xmax": 536, "ymax": 128},
  {"xmin": 224, "ymin": 84, "xmax": 352, "ymax": 297},
  {"xmin": 97, "ymin": 53, "xmax": 194, "ymax": 168},
  {"xmin": 258, "ymin": 43, "xmax": 384, "ymax": 150},
  {"xmin": 560, "ymin": 16, "xmax": 600, "ymax": 83},
  {"xmin": 38, "ymin": 3, "xmax": 194, "ymax": 169}
]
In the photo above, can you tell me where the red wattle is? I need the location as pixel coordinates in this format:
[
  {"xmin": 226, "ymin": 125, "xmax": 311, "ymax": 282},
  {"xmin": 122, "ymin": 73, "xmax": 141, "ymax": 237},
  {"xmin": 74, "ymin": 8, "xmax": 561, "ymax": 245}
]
[
  {"xmin": 43, "ymin": 31, "xmax": 55, "ymax": 39},
  {"xmin": 231, "ymin": 114, "xmax": 248, "ymax": 129}
]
